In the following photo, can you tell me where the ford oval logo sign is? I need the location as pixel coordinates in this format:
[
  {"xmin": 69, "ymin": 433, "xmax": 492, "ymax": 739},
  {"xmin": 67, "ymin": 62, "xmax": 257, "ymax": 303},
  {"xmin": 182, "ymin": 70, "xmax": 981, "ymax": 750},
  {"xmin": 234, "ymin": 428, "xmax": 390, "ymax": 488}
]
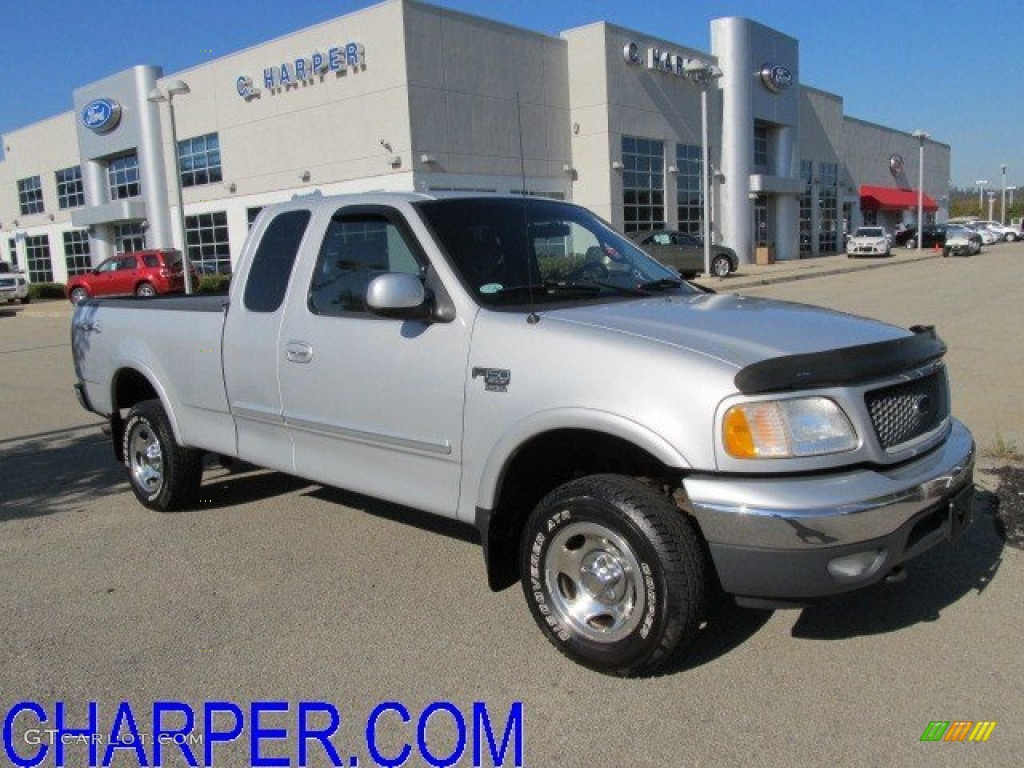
[
  {"xmin": 81, "ymin": 98, "xmax": 122, "ymax": 134},
  {"xmin": 759, "ymin": 64, "xmax": 793, "ymax": 94}
]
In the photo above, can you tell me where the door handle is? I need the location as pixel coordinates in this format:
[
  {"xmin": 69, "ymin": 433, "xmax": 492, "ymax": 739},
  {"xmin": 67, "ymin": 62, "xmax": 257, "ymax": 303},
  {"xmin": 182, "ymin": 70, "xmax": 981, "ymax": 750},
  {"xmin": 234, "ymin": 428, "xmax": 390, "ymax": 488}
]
[{"xmin": 285, "ymin": 341, "xmax": 313, "ymax": 364}]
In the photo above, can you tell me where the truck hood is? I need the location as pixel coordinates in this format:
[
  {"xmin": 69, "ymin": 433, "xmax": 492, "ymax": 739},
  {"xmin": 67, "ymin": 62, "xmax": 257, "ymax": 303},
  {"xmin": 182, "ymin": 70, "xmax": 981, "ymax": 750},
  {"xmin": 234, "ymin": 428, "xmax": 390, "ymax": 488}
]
[{"xmin": 543, "ymin": 293, "xmax": 909, "ymax": 371}]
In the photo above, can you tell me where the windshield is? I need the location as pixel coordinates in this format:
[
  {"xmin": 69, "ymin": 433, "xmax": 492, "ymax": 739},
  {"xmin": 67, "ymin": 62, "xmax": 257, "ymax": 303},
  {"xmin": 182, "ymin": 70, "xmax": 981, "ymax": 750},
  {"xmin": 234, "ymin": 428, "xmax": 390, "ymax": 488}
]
[
  {"xmin": 415, "ymin": 197, "xmax": 698, "ymax": 307},
  {"xmin": 854, "ymin": 227, "xmax": 885, "ymax": 238}
]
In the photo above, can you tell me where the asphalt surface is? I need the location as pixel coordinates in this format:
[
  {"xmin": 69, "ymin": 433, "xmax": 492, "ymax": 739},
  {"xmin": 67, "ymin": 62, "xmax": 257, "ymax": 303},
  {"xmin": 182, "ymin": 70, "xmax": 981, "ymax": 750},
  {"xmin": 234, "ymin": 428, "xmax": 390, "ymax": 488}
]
[{"xmin": 1, "ymin": 242, "xmax": 1022, "ymax": 767}]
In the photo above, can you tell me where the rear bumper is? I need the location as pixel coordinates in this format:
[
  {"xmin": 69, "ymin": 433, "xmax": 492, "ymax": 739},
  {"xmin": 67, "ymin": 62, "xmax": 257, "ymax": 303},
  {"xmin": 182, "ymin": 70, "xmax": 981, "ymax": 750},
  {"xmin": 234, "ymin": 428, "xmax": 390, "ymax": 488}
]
[{"xmin": 684, "ymin": 420, "xmax": 975, "ymax": 604}]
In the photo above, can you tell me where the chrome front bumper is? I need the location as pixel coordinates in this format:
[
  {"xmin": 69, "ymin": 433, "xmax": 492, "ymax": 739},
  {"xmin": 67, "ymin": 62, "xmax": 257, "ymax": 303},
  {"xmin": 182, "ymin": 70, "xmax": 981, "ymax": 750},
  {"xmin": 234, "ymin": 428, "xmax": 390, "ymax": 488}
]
[{"xmin": 684, "ymin": 419, "xmax": 975, "ymax": 603}]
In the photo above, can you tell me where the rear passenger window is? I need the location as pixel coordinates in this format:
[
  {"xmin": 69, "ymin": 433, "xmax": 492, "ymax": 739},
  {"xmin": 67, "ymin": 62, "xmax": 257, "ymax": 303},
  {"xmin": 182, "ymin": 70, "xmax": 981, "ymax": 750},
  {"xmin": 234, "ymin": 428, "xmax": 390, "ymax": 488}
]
[
  {"xmin": 309, "ymin": 209, "xmax": 424, "ymax": 316},
  {"xmin": 244, "ymin": 209, "xmax": 312, "ymax": 313}
]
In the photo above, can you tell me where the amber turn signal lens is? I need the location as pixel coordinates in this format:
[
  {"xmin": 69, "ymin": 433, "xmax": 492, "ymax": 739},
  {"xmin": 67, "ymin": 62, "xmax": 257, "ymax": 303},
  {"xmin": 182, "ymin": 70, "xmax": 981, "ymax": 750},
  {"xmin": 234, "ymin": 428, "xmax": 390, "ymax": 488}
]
[{"xmin": 723, "ymin": 406, "xmax": 756, "ymax": 458}]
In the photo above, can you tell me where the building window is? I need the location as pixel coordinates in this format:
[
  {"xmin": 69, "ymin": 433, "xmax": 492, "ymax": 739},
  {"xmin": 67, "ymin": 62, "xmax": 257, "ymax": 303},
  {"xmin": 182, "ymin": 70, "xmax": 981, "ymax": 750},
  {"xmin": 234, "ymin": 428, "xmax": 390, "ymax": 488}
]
[
  {"xmin": 63, "ymin": 230, "xmax": 92, "ymax": 275},
  {"xmin": 56, "ymin": 166, "xmax": 85, "ymax": 209},
  {"xmin": 17, "ymin": 176, "xmax": 45, "ymax": 215},
  {"xmin": 675, "ymin": 144, "xmax": 703, "ymax": 235},
  {"xmin": 25, "ymin": 235, "xmax": 53, "ymax": 283},
  {"xmin": 178, "ymin": 132, "xmax": 222, "ymax": 188},
  {"xmin": 753, "ymin": 122, "xmax": 770, "ymax": 171},
  {"xmin": 622, "ymin": 136, "xmax": 664, "ymax": 233},
  {"xmin": 7, "ymin": 238, "xmax": 17, "ymax": 268},
  {"xmin": 108, "ymin": 153, "xmax": 141, "ymax": 200},
  {"xmin": 185, "ymin": 211, "xmax": 231, "ymax": 274},
  {"xmin": 114, "ymin": 222, "xmax": 146, "ymax": 253},
  {"xmin": 818, "ymin": 161, "xmax": 839, "ymax": 253},
  {"xmin": 799, "ymin": 159, "xmax": 813, "ymax": 254},
  {"xmin": 247, "ymin": 207, "xmax": 264, "ymax": 229}
]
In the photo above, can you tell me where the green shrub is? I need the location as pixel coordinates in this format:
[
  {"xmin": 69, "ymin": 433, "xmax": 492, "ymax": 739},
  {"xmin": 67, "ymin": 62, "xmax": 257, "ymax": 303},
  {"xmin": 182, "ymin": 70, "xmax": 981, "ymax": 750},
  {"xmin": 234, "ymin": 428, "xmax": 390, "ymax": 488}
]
[
  {"xmin": 197, "ymin": 274, "xmax": 231, "ymax": 294},
  {"xmin": 28, "ymin": 282, "xmax": 67, "ymax": 300}
]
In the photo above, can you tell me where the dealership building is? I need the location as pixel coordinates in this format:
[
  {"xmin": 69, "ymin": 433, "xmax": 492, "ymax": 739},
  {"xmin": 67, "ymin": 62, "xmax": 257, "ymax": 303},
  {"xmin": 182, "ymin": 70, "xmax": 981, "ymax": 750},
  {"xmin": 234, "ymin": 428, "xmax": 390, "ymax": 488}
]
[{"xmin": 0, "ymin": 0, "xmax": 950, "ymax": 285}]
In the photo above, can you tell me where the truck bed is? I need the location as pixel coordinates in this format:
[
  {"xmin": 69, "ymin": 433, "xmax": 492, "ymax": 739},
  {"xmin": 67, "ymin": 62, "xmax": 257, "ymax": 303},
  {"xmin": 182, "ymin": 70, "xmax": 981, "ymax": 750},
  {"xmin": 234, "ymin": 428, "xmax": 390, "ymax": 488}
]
[{"xmin": 72, "ymin": 294, "xmax": 236, "ymax": 458}]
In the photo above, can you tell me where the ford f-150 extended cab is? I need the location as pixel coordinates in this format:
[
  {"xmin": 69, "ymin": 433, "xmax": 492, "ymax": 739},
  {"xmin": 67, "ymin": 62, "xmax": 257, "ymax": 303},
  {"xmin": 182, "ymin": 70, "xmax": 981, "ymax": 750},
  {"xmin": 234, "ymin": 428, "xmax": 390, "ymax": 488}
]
[{"xmin": 72, "ymin": 193, "xmax": 975, "ymax": 676}]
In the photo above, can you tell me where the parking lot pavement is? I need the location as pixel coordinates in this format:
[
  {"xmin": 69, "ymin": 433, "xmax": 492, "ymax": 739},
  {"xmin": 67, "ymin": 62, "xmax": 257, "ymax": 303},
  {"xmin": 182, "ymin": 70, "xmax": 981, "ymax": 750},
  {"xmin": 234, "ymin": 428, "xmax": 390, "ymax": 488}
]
[
  {"xmin": 694, "ymin": 243, "xmax": 943, "ymax": 290},
  {"xmin": 1, "ymin": 247, "xmax": 1022, "ymax": 767}
]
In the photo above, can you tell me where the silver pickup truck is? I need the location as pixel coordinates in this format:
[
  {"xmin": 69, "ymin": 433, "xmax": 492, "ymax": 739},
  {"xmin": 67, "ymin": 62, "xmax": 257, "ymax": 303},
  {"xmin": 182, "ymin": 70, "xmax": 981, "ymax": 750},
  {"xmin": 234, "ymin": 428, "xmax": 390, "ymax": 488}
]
[{"xmin": 72, "ymin": 193, "xmax": 974, "ymax": 676}]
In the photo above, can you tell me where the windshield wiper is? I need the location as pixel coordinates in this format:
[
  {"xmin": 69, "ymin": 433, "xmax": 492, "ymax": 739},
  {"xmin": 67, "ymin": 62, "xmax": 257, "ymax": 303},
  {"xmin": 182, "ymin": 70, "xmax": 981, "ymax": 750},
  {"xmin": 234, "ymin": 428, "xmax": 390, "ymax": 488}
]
[
  {"xmin": 637, "ymin": 278, "xmax": 685, "ymax": 291},
  {"xmin": 492, "ymin": 281, "xmax": 601, "ymax": 296},
  {"xmin": 565, "ymin": 280, "xmax": 651, "ymax": 297}
]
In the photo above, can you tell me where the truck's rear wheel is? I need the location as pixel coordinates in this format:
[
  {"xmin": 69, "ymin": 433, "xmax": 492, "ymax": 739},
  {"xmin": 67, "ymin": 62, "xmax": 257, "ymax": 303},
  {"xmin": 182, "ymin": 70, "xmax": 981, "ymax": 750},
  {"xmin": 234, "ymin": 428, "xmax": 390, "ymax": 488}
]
[
  {"xmin": 123, "ymin": 399, "xmax": 202, "ymax": 511},
  {"xmin": 519, "ymin": 474, "xmax": 707, "ymax": 676}
]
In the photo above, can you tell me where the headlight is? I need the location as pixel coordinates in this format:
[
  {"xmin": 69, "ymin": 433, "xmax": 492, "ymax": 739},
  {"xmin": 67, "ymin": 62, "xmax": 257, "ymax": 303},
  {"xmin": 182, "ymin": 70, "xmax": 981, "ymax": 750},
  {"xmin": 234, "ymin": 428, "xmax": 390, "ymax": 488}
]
[{"xmin": 722, "ymin": 397, "xmax": 858, "ymax": 459}]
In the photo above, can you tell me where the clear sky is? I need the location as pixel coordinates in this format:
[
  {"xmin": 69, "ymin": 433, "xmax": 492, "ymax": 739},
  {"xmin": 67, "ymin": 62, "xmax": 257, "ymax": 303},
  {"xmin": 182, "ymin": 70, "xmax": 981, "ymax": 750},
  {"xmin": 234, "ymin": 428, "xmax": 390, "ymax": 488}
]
[{"xmin": 1, "ymin": 0, "xmax": 1020, "ymax": 189}]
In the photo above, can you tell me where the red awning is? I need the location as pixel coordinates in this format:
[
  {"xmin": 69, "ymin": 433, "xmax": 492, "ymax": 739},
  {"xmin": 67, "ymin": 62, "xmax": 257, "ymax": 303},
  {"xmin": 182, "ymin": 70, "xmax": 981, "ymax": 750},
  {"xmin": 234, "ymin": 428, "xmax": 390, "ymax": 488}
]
[{"xmin": 860, "ymin": 185, "xmax": 937, "ymax": 212}]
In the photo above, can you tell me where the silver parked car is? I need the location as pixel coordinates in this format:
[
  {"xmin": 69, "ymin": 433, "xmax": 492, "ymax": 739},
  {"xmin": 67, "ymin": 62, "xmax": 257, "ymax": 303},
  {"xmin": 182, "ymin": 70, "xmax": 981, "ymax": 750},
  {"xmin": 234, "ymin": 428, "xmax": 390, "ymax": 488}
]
[{"xmin": 629, "ymin": 229, "xmax": 738, "ymax": 278}]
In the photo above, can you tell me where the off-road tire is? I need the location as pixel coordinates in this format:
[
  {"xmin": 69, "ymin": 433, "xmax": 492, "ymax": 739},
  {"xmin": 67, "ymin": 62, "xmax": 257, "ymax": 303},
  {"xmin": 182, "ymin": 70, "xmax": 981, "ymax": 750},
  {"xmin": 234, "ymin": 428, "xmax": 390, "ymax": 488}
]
[
  {"xmin": 519, "ymin": 474, "xmax": 707, "ymax": 676},
  {"xmin": 122, "ymin": 399, "xmax": 203, "ymax": 511}
]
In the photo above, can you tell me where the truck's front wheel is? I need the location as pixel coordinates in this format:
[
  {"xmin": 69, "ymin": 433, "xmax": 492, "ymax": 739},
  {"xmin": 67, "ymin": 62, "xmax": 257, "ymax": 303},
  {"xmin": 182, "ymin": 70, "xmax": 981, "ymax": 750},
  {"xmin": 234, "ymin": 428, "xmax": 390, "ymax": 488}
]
[
  {"xmin": 519, "ymin": 475, "xmax": 707, "ymax": 676},
  {"xmin": 123, "ymin": 399, "xmax": 203, "ymax": 511}
]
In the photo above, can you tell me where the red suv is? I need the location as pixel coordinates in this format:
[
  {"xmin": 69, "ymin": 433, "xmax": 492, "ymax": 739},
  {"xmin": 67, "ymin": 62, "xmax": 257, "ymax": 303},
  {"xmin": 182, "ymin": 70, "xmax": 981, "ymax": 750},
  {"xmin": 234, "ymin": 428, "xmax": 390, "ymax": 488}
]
[{"xmin": 66, "ymin": 250, "xmax": 193, "ymax": 304}]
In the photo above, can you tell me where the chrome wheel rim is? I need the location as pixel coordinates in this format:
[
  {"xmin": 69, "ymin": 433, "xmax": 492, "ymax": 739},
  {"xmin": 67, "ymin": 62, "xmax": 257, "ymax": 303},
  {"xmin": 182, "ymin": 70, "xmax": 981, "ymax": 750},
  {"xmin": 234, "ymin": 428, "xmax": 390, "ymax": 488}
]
[
  {"xmin": 712, "ymin": 257, "xmax": 730, "ymax": 277},
  {"xmin": 128, "ymin": 420, "xmax": 163, "ymax": 495},
  {"xmin": 544, "ymin": 521, "xmax": 645, "ymax": 643},
  {"xmin": 138, "ymin": 284, "xmax": 155, "ymax": 297},
  {"xmin": 71, "ymin": 289, "xmax": 87, "ymax": 304}
]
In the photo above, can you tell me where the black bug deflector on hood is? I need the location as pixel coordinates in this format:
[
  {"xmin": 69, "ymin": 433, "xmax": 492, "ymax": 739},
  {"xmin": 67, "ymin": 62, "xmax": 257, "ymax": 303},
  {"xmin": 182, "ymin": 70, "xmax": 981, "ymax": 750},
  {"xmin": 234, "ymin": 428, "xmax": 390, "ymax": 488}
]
[{"xmin": 734, "ymin": 325, "xmax": 946, "ymax": 394}]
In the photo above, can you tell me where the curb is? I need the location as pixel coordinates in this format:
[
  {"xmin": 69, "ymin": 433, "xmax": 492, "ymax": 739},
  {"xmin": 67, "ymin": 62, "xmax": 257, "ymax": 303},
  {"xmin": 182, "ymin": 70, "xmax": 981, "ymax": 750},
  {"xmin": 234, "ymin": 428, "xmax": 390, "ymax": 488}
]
[{"xmin": 695, "ymin": 250, "xmax": 940, "ymax": 290}]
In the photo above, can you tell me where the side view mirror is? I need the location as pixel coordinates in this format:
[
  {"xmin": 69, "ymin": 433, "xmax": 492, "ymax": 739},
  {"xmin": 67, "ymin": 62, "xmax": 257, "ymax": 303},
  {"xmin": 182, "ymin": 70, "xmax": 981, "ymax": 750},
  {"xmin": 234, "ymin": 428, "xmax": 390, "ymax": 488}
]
[{"xmin": 366, "ymin": 272, "xmax": 432, "ymax": 321}]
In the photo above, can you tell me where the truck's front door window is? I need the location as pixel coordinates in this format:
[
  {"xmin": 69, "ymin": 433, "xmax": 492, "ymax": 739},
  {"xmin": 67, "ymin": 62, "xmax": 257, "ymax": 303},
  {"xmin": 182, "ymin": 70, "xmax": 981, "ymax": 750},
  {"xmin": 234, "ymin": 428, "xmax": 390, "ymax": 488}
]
[{"xmin": 309, "ymin": 210, "xmax": 424, "ymax": 316}]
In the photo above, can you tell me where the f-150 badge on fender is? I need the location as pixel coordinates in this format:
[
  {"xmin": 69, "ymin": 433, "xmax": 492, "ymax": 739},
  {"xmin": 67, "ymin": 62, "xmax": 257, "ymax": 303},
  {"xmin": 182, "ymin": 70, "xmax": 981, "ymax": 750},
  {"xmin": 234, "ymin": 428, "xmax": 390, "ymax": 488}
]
[{"xmin": 472, "ymin": 367, "xmax": 511, "ymax": 392}]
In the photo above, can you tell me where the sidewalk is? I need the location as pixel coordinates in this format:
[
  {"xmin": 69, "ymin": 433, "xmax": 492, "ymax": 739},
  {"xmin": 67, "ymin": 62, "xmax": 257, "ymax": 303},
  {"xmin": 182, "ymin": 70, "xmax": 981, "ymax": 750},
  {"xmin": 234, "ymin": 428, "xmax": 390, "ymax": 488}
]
[{"xmin": 693, "ymin": 247, "xmax": 939, "ymax": 291}]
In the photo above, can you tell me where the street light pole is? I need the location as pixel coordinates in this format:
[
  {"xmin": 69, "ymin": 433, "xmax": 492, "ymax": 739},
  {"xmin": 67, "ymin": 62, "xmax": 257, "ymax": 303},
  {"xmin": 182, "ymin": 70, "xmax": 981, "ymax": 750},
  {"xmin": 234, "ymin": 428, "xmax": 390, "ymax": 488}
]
[
  {"xmin": 988, "ymin": 190, "xmax": 996, "ymax": 221},
  {"xmin": 976, "ymin": 180, "xmax": 988, "ymax": 212},
  {"xmin": 912, "ymin": 130, "xmax": 929, "ymax": 255},
  {"xmin": 1000, "ymin": 163, "xmax": 1007, "ymax": 224},
  {"xmin": 148, "ymin": 80, "xmax": 193, "ymax": 294},
  {"xmin": 683, "ymin": 59, "xmax": 723, "ymax": 277}
]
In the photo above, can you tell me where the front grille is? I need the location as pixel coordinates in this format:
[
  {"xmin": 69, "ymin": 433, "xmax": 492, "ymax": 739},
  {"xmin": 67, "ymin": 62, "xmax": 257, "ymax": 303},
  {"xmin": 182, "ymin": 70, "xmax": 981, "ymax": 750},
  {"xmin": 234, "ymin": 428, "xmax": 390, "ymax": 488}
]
[{"xmin": 865, "ymin": 369, "xmax": 949, "ymax": 450}]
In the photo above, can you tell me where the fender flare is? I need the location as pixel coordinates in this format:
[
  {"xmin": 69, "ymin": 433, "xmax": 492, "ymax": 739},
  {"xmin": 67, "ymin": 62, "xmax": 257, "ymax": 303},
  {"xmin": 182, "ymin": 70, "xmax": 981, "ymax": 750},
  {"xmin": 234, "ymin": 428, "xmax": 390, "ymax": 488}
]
[
  {"xmin": 109, "ymin": 358, "xmax": 184, "ymax": 446},
  {"xmin": 473, "ymin": 407, "xmax": 691, "ymax": 514}
]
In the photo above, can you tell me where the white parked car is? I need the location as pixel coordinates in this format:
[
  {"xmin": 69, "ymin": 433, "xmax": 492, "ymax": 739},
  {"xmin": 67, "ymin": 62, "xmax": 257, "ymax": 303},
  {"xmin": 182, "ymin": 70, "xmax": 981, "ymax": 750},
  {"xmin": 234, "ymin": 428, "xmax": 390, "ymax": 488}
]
[
  {"xmin": 0, "ymin": 262, "xmax": 30, "ymax": 304},
  {"xmin": 846, "ymin": 226, "xmax": 890, "ymax": 257},
  {"xmin": 966, "ymin": 225, "xmax": 998, "ymax": 245},
  {"xmin": 975, "ymin": 220, "xmax": 1017, "ymax": 242}
]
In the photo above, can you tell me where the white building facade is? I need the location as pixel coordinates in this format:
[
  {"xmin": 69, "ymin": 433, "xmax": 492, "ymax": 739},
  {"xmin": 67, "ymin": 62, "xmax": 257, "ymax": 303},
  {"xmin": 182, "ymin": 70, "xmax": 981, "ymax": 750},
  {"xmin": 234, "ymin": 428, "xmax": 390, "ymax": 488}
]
[{"xmin": 0, "ymin": 0, "xmax": 949, "ymax": 284}]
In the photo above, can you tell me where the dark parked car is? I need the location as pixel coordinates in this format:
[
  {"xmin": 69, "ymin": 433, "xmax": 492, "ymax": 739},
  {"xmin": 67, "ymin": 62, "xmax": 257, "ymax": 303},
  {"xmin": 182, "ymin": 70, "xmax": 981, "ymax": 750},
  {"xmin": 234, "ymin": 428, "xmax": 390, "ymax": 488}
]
[
  {"xmin": 629, "ymin": 229, "xmax": 738, "ymax": 278},
  {"xmin": 66, "ymin": 250, "xmax": 195, "ymax": 304},
  {"xmin": 891, "ymin": 224, "xmax": 979, "ymax": 253}
]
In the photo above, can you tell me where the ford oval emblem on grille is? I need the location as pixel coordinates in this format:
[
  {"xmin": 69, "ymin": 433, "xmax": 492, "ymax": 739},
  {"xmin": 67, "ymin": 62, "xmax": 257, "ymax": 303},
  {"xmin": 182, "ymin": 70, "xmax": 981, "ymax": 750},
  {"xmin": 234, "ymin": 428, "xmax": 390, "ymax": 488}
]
[{"xmin": 914, "ymin": 394, "xmax": 932, "ymax": 415}]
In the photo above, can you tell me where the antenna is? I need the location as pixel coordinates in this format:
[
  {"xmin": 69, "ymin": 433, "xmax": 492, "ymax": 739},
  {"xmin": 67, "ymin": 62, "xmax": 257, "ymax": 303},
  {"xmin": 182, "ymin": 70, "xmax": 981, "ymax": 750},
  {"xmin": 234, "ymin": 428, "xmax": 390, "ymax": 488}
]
[{"xmin": 515, "ymin": 91, "xmax": 540, "ymax": 325}]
